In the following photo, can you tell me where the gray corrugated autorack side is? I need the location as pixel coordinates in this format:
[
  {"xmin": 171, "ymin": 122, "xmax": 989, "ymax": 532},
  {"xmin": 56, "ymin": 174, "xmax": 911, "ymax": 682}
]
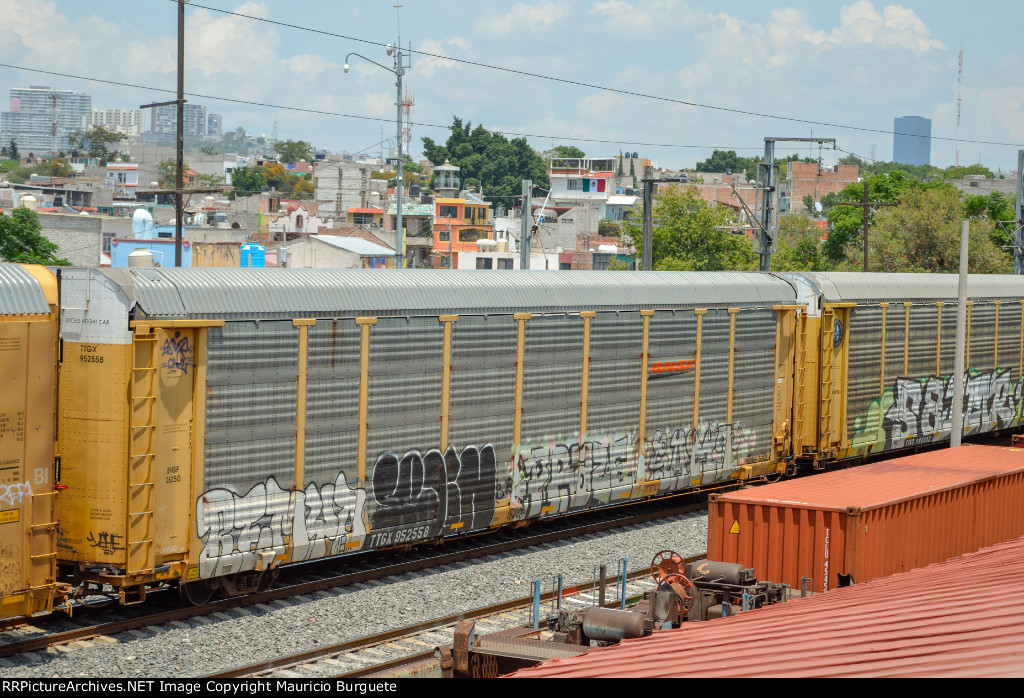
[
  {"xmin": 7, "ymin": 264, "xmax": 1024, "ymax": 616},
  {"xmin": 55, "ymin": 268, "xmax": 799, "ymax": 601}
]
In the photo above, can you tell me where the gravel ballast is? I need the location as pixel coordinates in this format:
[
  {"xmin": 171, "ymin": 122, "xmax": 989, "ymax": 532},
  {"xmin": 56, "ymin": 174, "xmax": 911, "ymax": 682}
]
[{"xmin": 0, "ymin": 511, "xmax": 707, "ymax": 678}]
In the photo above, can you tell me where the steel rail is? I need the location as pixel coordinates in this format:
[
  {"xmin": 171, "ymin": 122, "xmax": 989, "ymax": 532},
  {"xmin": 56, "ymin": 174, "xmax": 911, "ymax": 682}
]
[{"xmin": 0, "ymin": 499, "xmax": 704, "ymax": 660}]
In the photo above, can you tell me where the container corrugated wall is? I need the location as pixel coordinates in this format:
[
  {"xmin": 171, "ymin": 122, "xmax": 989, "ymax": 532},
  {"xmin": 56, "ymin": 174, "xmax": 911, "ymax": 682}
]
[{"xmin": 708, "ymin": 447, "xmax": 1024, "ymax": 593}]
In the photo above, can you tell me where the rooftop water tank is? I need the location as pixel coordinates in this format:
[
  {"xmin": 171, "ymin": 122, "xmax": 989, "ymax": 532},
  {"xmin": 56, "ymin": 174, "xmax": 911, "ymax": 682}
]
[
  {"xmin": 20, "ymin": 195, "xmax": 37, "ymax": 211},
  {"xmin": 597, "ymin": 244, "xmax": 618, "ymax": 254},
  {"xmin": 128, "ymin": 249, "xmax": 155, "ymax": 267},
  {"xmin": 496, "ymin": 239, "xmax": 509, "ymax": 253},
  {"xmin": 240, "ymin": 243, "xmax": 266, "ymax": 268},
  {"xmin": 476, "ymin": 239, "xmax": 497, "ymax": 251}
]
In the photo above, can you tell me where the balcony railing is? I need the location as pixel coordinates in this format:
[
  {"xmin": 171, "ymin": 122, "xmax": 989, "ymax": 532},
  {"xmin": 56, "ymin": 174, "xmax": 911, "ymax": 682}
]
[{"xmin": 433, "ymin": 176, "xmax": 461, "ymax": 190}]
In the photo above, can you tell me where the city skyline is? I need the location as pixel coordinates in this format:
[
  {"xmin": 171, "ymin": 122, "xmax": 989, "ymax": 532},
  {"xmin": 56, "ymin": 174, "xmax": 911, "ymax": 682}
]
[{"xmin": 1, "ymin": 1, "xmax": 1022, "ymax": 172}]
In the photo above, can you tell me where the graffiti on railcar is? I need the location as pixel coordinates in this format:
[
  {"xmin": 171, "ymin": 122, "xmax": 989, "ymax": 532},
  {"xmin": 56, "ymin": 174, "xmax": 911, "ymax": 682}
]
[
  {"xmin": 851, "ymin": 368, "xmax": 1024, "ymax": 451},
  {"xmin": 0, "ymin": 544, "xmax": 19, "ymax": 596},
  {"xmin": 644, "ymin": 421, "xmax": 759, "ymax": 489},
  {"xmin": 0, "ymin": 481, "xmax": 31, "ymax": 508},
  {"xmin": 194, "ymin": 473, "xmax": 367, "ymax": 579},
  {"xmin": 368, "ymin": 443, "xmax": 499, "ymax": 543},
  {"xmin": 194, "ymin": 443, "xmax": 498, "ymax": 578},
  {"xmin": 161, "ymin": 331, "xmax": 195, "ymax": 374},
  {"xmin": 86, "ymin": 531, "xmax": 124, "ymax": 555},
  {"xmin": 510, "ymin": 422, "xmax": 760, "ymax": 519},
  {"xmin": 512, "ymin": 431, "xmax": 634, "ymax": 519}
]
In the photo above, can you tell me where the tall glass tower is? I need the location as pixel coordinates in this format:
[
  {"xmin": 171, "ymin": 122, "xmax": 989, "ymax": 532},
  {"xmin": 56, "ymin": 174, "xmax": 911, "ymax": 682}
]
[{"xmin": 893, "ymin": 116, "xmax": 931, "ymax": 166}]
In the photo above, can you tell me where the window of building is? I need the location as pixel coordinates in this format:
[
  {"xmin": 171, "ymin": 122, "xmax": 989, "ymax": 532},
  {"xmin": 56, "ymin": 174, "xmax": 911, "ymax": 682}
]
[
  {"xmin": 567, "ymin": 179, "xmax": 582, "ymax": 191},
  {"xmin": 476, "ymin": 257, "xmax": 493, "ymax": 269},
  {"xmin": 497, "ymin": 258, "xmax": 514, "ymax": 270},
  {"xmin": 559, "ymin": 262, "xmax": 572, "ymax": 270},
  {"xmin": 438, "ymin": 230, "xmax": 450, "ymax": 241},
  {"xmin": 353, "ymin": 212, "xmax": 377, "ymax": 225},
  {"xmin": 592, "ymin": 253, "xmax": 611, "ymax": 271},
  {"xmin": 459, "ymin": 229, "xmax": 483, "ymax": 243},
  {"xmin": 440, "ymin": 256, "xmax": 450, "ymax": 268},
  {"xmin": 439, "ymin": 205, "xmax": 459, "ymax": 218},
  {"xmin": 561, "ymin": 218, "xmax": 573, "ymax": 224},
  {"xmin": 102, "ymin": 232, "xmax": 114, "ymax": 254}
]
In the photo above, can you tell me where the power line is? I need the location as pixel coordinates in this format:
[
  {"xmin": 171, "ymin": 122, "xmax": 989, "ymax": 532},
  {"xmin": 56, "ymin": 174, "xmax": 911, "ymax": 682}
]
[
  {"xmin": 181, "ymin": 1, "xmax": 1024, "ymax": 149},
  {"xmin": 0, "ymin": 61, "xmax": 763, "ymax": 152}
]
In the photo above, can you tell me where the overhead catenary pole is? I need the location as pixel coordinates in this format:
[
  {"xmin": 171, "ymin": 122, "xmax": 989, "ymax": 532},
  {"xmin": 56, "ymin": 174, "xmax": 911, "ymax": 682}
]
[
  {"xmin": 951, "ymin": 220, "xmax": 969, "ymax": 447},
  {"xmin": 394, "ymin": 43, "xmax": 404, "ymax": 270},
  {"xmin": 520, "ymin": 179, "xmax": 532, "ymax": 270},
  {"xmin": 642, "ymin": 166, "xmax": 653, "ymax": 271},
  {"xmin": 1015, "ymin": 149, "xmax": 1024, "ymax": 275},
  {"xmin": 175, "ymin": 0, "xmax": 184, "ymax": 267},
  {"xmin": 758, "ymin": 137, "xmax": 837, "ymax": 271}
]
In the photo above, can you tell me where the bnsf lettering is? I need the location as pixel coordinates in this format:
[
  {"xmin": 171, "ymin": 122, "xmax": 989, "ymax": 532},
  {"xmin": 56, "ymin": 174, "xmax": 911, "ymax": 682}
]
[{"xmin": 650, "ymin": 360, "xmax": 695, "ymax": 375}]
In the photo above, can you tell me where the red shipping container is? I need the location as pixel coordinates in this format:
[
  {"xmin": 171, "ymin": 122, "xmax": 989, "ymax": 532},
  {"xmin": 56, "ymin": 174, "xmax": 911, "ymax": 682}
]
[{"xmin": 708, "ymin": 445, "xmax": 1024, "ymax": 593}]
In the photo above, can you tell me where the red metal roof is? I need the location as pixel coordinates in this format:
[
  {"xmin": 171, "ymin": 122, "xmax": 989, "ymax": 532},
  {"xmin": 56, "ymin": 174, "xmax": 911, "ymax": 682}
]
[
  {"xmin": 717, "ymin": 445, "xmax": 1024, "ymax": 512},
  {"xmin": 510, "ymin": 535, "xmax": 1024, "ymax": 678}
]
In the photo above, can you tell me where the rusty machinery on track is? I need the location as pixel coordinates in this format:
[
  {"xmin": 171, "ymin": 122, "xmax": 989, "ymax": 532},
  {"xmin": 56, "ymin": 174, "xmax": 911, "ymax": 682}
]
[{"xmin": 430, "ymin": 552, "xmax": 790, "ymax": 679}]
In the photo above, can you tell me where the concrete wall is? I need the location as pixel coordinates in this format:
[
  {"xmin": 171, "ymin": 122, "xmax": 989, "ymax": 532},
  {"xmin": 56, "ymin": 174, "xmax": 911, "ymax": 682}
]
[
  {"xmin": 36, "ymin": 212, "xmax": 103, "ymax": 266},
  {"xmin": 273, "ymin": 237, "xmax": 360, "ymax": 269},
  {"xmin": 946, "ymin": 175, "xmax": 1018, "ymax": 198},
  {"xmin": 193, "ymin": 242, "xmax": 240, "ymax": 267},
  {"xmin": 313, "ymin": 161, "xmax": 374, "ymax": 218}
]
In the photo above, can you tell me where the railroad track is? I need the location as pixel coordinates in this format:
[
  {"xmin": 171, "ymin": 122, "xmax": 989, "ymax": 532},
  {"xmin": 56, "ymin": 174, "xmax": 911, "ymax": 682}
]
[
  {"xmin": 210, "ymin": 558, "xmax": 707, "ymax": 679},
  {"xmin": 0, "ymin": 496, "xmax": 705, "ymax": 661}
]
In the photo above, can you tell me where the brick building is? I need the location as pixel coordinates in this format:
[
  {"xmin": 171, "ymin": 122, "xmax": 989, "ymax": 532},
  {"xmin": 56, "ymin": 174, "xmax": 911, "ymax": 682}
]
[{"xmin": 782, "ymin": 162, "xmax": 859, "ymax": 214}]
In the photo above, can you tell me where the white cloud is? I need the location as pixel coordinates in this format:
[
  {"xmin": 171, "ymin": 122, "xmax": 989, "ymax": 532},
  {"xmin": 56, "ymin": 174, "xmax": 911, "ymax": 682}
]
[
  {"xmin": 832, "ymin": 0, "xmax": 944, "ymax": 55},
  {"xmin": 589, "ymin": 0, "xmax": 697, "ymax": 33},
  {"xmin": 362, "ymin": 91, "xmax": 395, "ymax": 117},
  {"xmin": 416, "ymin": 37, "xmax": 470, "ymax": 79},
  {"xmin": 474, "ymin": 1, "xmax": 572, "ymax": 37},
  {"xmin": 284, "ymin": 55, "xmax": 338, "ymax": 80}
]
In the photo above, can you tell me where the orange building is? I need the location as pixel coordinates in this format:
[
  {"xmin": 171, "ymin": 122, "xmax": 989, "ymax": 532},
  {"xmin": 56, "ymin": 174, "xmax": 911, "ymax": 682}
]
[{"xmin": 432, "ymin": 196, "xmax": 493, "ymax": 269}]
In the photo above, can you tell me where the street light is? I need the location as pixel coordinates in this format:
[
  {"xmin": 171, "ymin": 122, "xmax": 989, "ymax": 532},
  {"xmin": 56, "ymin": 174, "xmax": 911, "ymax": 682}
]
[{"xmin": 345, "ymin": 44, "xmax": 410, "ymax": 270}]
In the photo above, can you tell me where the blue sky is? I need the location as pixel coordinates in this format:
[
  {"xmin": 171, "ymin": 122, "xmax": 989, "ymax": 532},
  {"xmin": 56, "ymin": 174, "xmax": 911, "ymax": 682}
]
[{"xmin": 2, "ymin": 1, "xmax": 1022, "ymax": 172}]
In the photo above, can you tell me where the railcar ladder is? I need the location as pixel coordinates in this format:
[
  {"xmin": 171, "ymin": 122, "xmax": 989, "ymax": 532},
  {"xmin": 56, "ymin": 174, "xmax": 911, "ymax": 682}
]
[
  {"xmin": 793, "ymin": 313, "xmax": 809, "ymax": 456},
  {"xmin": 126, "ymin": 332, "xmax": 157, "ymax": 584},
  {"xmin": 26, "ymin": 488, "xmax": 59, "ymax": 616},
  {"xmin": 817, "ymin": 310, "xmax": 836, "ymax": 468}
]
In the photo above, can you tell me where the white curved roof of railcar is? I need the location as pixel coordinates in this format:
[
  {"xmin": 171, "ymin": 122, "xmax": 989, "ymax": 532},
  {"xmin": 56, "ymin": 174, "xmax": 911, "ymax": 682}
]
[
  {"xmin": 0, "ymin": 263, "xmax": 50, "ymax": 315},
  {"xmin": 99, "ymin": 268, "xmax": 798, "ymax": 319},
  {"xmin": 792, "ymin": 272, "xmax": 1024, "ymax": 303}
]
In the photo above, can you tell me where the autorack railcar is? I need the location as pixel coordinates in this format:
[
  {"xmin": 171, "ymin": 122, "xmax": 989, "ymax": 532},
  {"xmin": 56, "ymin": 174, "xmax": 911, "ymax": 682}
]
[{"xmin": 4, "ymin": 263, "xmax": 1024, "ymax": 615}]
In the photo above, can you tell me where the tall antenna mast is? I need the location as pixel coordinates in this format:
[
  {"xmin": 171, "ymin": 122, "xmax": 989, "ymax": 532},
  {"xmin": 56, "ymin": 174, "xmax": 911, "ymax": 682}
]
[
  {"xmin": 956, "ymin": 47, "xmax": 963, "ymax": 167},
  {"xmin": 51, "ymin": 89, "xmax": 59, "ymax": 156}
]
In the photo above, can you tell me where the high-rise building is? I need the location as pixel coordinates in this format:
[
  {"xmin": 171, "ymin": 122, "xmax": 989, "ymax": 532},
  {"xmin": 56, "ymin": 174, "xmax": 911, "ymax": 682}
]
[
  {"xmin": 152, "ymin": 103, "xmax": 207, "ymax": 138},
  {"xmin": 0, "ymin": 86, "xmax": 91, "ymax": 155},
  {"xmin": 893, "ymin": 116, "xmax": 931, "ymax": 166},
  {"xmin": 90, "ymin": 108, "xmax": 144, "ymax": 137},
  {"xmin": 207, "ymin": 113, "xmax": 222, "ymax": 139}
]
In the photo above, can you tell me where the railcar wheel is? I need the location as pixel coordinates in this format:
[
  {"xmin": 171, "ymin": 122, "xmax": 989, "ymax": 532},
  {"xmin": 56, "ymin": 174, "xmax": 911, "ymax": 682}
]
[
  {"xmin": 178, "ymin": 579, "xmax": 217, "ymax": 606},
  {"xmin": 255, "ymin": 569, "xmax": 279, "ymax": 592}
]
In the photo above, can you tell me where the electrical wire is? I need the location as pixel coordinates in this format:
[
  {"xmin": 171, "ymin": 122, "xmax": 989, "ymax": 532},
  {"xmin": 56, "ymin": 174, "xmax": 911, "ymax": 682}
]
[
  {"xmin": 0, "ymin": 62, "xmax": 762, "ymax": 152},
  {"xmin": 179, "ymin": 1, "xmax": 1024, "ymax": 148}
]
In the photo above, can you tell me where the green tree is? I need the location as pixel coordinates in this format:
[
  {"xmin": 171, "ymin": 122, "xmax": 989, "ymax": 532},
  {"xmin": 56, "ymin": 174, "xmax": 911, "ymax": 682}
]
[
  {"xmin": 770, "ymin": 213, "xmax": 833, "ymax": 271},
  {"xmin": 274, "ymin": 140, "xmax": 313, "ymax": 164},
  {"xmin": 39, "ymin": 158, "xmax": 73, "ymax": 178},
  {"xmin": 823, "ymin": 171, "xmax": 932, "ymax": 263},
  {"xmin": 944, "ymin": 163, "xmax": 994, "ymax": 180},
  {"xmin": 157, "ymin": 159, "xmax": 191, "ymax": 188},
  {"xmin": 546, "ymin": 145, "xmax": 586, "ymax": 160},
  {"xmin": 868, "ymin": 187, "xmax": 1009, "ymax": 273},
  {"xmin": 6, "ymin": 139, "xmax": 19, "ymax": 162},
  {"xmin": 229, "ymin": 165, "xmax": 267, "ymax": 199},
  {"xmin": 421, "ymin": 117, "xmax": 548, "ymax": 205},
  {"xmin": 622, "ymin": 184, "xmax": 756, "ymax": 271},
  {"xmin": 0, "ymin": 208, "xmax": 69, "ymax": 265},
  {"xmin": 67, "ymin": 125, "xmax": 126, "ymax": 164}
]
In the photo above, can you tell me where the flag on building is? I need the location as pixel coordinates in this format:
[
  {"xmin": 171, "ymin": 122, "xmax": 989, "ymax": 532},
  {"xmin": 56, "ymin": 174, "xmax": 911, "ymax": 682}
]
[{"xmin": 582, "ymin": 178, "xmax": 606, "ymax": 193}]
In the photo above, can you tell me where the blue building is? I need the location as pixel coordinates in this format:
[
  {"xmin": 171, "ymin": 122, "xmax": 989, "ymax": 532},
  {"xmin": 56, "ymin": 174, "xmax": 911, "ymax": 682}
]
[
  {"xmin": 110, "ymin": 238, "xmax": 193, "ymax": 267},
  {"xmin": 893, "ymin": 116, "xmax": 931, "ymax": 166}
]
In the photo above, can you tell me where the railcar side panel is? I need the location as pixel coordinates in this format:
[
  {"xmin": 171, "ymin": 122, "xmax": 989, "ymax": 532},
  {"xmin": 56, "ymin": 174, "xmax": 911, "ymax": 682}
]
[
  {"xmin": 447, "ymin": 314, "xmax": 517, "ymax": 529},
  {"xmin": 844, "ymin": 297, "xmax": 1024, "ymax": 459},
  {"xmin": 57, "ymin": 271, "xmax": 134, "ymax": 571},
  {"xmin": 0, "ymin": 264, "xmax": 59, "ymax": 620}
]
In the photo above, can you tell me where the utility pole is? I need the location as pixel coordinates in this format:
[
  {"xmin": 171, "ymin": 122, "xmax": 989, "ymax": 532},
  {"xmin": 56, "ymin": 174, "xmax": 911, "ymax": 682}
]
[
  {"xmin": 520, "ymin": 179, "xmax": 532, "ymax": 270},
  {"xmin": 758, "ymin": 137, "xmax": 836, "ymax": 271},
  {"xmin": 835, "ymin": 181, "xmax": 895, "ymax": 272},
  {"xmin": 175, "ymin": 0, "xmax": 184, "ymax": 267},
  {"xmin": 642, "ymin": 166, "xmax": 653, "ymax": 271},
  {"xmin": 639, "ymin": 170, "xmax": 688, "ymax": 271},
  {"xmin": 1015, "ymin": 149, "xmax": 1024, "ymax": 275}
]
